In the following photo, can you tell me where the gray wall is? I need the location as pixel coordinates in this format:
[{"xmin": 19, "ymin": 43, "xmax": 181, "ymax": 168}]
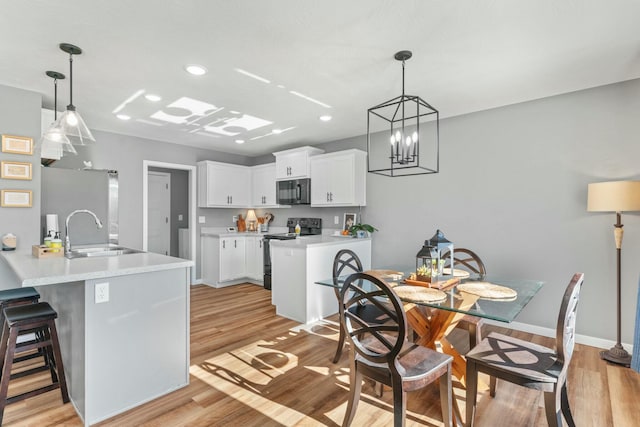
[
  {"xmin": 149, "ymin": 167, "xmax": 189, "ymax": 257},
  {"xmin": 0, "ymin": 85, "xmax": 42, "ymax": 288}
]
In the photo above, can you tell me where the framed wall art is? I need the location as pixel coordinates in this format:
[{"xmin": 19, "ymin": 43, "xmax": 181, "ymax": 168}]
[
  {"xmin": 1, "ymin": 189, "xmax": 33, "ymax": 207},
  {"xmin": 1, "ymin": 161, "xmax": 32, "ymax": 180},
  {"xmin": 343, "ymin": 213, "xmax": 357, "ymax": 231},
  {"xmin": 1, "ymin": 134, "xmax": 34, "ymax": 155}
]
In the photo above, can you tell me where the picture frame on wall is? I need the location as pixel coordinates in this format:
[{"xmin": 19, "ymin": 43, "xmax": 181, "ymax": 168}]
[
  {"xmin": 1, "ymin": 189, "xmax": 32, "ymax": 208},
  {"xmin": 343, "ymin": 213, "xmax": 357, "ymax": 231},
  {"xmin": 1, "ymin": 134, "xmax": 34, "ymax": 155},
  {"xmin": 1, "ymin": 161, "xmax": 32, "ymax": 180}
]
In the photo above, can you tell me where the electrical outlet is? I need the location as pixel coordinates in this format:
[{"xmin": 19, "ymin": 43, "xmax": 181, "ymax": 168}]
[
  {"xmin": 232, "ymin": 215, "xmax": 238, "ymax": 223},
  {"xmin": 198, "ymin": 216, "xmax": 205, "ymax": 224},
  {"xmin": 95, "ymin": 282, "xmax": 109, "ymax": 304},
  {"xmin": 178, "ymin": 214, "xmax": 183, "ymax": 221},
  {"xmin": 334, "ymin": 216, "xmax": 339, "ymax": 225}
]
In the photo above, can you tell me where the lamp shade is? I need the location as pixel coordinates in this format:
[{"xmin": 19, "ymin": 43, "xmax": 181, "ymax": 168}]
[
  {"xmin": 587, "ymin": 181, "xmax": 640, "ymax": 212},
  {"xmin": 246, "ymin": 209, "xmax": 257, "ymax": 222}
]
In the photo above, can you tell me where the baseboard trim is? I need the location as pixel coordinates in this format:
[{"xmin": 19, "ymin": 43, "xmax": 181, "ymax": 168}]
[{"xmin": 485, "ymin": 319, "xmax": 634, "ymax": 352}]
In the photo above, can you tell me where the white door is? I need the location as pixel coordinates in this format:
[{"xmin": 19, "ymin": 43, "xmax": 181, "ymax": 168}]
[{"xmin": 148, "ymin": 171, "xmax": 171, "ymax": 255}]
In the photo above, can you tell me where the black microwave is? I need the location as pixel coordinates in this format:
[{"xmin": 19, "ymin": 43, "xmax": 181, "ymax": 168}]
[{"xmin": 277, "ymin": 178, "xmax": 311, "ymax": 205}]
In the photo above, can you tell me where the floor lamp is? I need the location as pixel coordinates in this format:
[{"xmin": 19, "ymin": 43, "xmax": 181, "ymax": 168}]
[{"xmin": 588, "ymin": 180, "xmax": 640, "ymax": 366}]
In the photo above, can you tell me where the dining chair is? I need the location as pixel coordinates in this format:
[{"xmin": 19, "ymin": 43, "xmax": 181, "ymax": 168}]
[
  {"xmin": 331, "ymin": 249, "xmax": 387, "ymax": 364},
  {"xmin": 339, "ymin": 272, "xmax": 453, "ymax": 427},
  {"xmin": 465, "ymin": 272, "xmax": 584, "ymax": 427},
  {"xmin": 442, "ymin": 248, "xmax": 487, "ymax": 350}
]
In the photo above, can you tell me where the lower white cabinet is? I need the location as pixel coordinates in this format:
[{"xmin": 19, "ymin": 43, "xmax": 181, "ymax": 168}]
[
  {"xmin": 201, "ymin": 234, "xmax": 263, "ymax": 287},
  {"xmin": 245, "ymin": 236, "xmax": 264, "ymax": 281}
]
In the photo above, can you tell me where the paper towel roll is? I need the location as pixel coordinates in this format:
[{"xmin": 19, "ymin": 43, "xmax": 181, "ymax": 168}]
[{"xmin": 46, "ymin": 214, "xmax": 59, "ymax": 234}]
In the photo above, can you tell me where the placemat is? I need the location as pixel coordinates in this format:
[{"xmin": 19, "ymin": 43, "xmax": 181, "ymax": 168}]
[
  {"xmin": 457, "ymin": 282, "xmax": 517, "ymax": 300},
  {"xmin": 442, "ymin": 268, "xmax": 471, "ymax": 279},
  {"xmin": 365, "ymin": 269, "xmax": 404, "ymax": 281},
  {"xmin": 393, "ymin": 285, "xmax": 447, "ymax": 304}
]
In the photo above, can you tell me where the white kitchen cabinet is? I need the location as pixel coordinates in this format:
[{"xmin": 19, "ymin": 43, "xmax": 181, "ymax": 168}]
[
  {"xmin": 251, "ymin": 163, "xmax": 278, "ymax": 207},
  {"xmin": 201, "ymin": 235, "xmax": 247, "ymax": 285},
  {"xmin": 310, "ymin": 149, "xmax": 367, "ymax": 207},
  {"xmin": 198, "ymin": 161, "xmax": 251, "ymax": 208},
  {"xmin": 245, "ymin": 235, "xmax": 264, "ymax": 281},
  {"xmin": 273, "ymin": 146, "xmax": 324, "ymax": 180},
  {"xmin": 220, "ymin": 237, "xmax": 246, "ymax": 281}
]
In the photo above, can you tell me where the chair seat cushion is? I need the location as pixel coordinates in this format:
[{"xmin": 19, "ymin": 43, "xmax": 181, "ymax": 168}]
[
  {"xmin": 0, "ymin": 287, "xmax": 40, "ymax": 302},
  {"xmin": 466, "ymin": 332, "xmax": 561, "ymax": 383},
  {"xmin": 4, "ymin": 302, "xmax": 57, "ymax": 324}
]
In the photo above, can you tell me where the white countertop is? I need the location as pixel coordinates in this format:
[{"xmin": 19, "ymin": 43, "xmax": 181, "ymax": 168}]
[
  {"xmin": 200, "ymin": 227, "xmax": 287, "ymax": 237},
  {"xmin": 1, "ymin": 251, "xmax": 194, "ymax": 287},
  {"xmin": 269, "ymin": 235, "xmax": 371, "ymax": 249}
]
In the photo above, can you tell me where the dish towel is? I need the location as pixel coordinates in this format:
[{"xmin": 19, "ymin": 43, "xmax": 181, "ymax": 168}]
[{"xmin": 631, "ymin": 275, "xmax": 640, "ymax": 373}]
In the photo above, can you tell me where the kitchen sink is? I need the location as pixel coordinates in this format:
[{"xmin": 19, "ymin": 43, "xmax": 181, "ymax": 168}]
[{"xmin": 65, "ymin": 245, "xmax": 144, "ymax": 259}]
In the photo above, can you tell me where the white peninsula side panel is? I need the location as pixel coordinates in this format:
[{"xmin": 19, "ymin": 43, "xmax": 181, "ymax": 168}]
[{"xmin": 271, "ymin": 237, "xmax": 371, "ymax": 323}]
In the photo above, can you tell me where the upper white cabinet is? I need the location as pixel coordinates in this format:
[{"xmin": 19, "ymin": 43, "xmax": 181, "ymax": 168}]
[
  {"xmin": 310, "ymin": 149, "xmax": 367, "ymax": 207},
  {"xmin": 198, "ymin": 161, "xmax": 251, "ymax": 208},
  {"xmin": 273, "ymin": 146, "xmax": 324, "ymax": 180},
  {"xmin": 251, "ymin": 163, "xmax": 279, "ymax": 207}
]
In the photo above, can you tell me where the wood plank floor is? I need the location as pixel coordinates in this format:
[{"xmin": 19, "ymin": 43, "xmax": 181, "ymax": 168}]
[{"xmin": 3, "ymin": 283, "xmax": 640, "ymax": 426}]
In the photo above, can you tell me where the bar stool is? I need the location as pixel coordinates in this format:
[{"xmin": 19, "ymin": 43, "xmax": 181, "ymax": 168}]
[
  {"xmin": 0, "ymin": 287, "xmax": 41, "ymax": 364},
  {"xmin": 0, "ymin": 302, "xmax": 69, "ymax": 424}
]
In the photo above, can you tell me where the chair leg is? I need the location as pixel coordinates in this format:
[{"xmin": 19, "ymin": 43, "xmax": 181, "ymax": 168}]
[
  {"xmin": 391, "ymin": 378, "xmax": 407, "ymax": 427},
  {"xmin": 439, "ymin": 365, "xmax": 452, "ymax": 427},
  {"xmin": 489, "ymin": 376, "xmax": 496, "ymax": 397},
  {"xmin": 0, "ymin": 321, "xmax": 9, "ymax": 380},
  {"xmin": 332, "ymin": 323, "xmax": 346, "ymax": 363},
  {"xmin": 0, "ymin": 327, "xmax": 19, "ymax": 425},
  {"xmin": 465, "ymin": 360, "xmax": 478, "ymax": 427},
  {"xmin": 342, "ymin": 363, "xmax": 362, "ymax": 427},
  {"xmin": 560, "ymin": 381, "xmax": 576, "ymax": 427},
  {"xmin": 543, "ymin": 390, "xmax": 562, "ymax": 427},
  {"xmin": 48, "ymin": 320, "xmax": 69, "ymax": 403}
]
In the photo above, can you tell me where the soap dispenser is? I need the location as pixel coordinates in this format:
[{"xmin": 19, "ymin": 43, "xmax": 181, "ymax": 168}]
[{"xmin": 294, "ymin": 221, "xmax": 301, "ymax": 235}]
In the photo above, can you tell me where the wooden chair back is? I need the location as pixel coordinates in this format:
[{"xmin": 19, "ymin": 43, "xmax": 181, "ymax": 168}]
[
  {"xmin": 332, "ymin": 249, "xmax": 363, "ymax": 287},
  {"xmin": 442, "ymin": 248, "xmax": 486, "ymax": 279},
  {"xmin": 556, "ymin": 273, "xmax": 584, "ymax": 368},
  {"xmin": 339, "ymin": 272, "xmax": 405, "ymax": 367}
]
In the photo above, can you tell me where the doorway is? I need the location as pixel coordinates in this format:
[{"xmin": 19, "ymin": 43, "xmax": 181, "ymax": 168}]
[
  {"xmin": 147, "ymin": 171, "xmax": 171, "ymax": 256},
  {"xmin": 142, "ymin": 161, "xmax": 197, "ymax": 284}
]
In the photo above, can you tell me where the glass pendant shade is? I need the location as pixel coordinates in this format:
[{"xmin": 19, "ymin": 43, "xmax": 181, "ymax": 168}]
[
  {"xmin": 40, "ymin": 124, "xmax": 77, "ymax": 159},
  {"xmin": 54, "ymin": 108, "xmax": 95, "ymax": 145}
]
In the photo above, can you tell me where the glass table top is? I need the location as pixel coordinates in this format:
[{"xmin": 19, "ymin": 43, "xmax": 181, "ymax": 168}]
[{"xmin": 315, "ymin": 269, "xmax": 543, "ymax": 323}]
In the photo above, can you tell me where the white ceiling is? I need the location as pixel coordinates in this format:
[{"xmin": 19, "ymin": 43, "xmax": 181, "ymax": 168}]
[{"xmin": 1, "ymin": 1, "xmax": 639, "ymax": 157}]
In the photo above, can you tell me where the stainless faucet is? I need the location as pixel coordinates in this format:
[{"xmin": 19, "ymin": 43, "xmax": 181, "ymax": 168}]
[{"xmin": 65, "ymin": 209, "xmax": 103, "ymax": 255}]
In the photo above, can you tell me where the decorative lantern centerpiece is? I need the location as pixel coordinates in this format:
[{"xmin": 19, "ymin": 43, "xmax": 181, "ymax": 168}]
[{"xmin": 415, "ymin": 230, "xmax": 453, "ymax": 283}]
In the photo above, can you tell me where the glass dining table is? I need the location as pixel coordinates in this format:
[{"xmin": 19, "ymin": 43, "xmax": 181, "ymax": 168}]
[{"xmin": 315, "ymin": 269, "xmax": 544, "ymax": 383}]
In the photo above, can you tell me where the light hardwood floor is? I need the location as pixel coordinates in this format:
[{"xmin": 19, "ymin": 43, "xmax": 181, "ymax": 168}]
[{"xmin": 3, "ymin": 283, "xmax": 640, "ymax": 426}]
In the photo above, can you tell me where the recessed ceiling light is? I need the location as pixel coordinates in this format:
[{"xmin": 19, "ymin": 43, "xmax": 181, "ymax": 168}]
[
  {"xmin": 272, "ymin": 129, "xmax": 283, "ymax": 134},
  {"xmin": 319, "ymin": 115, "xmax": 332, "ymax": 122},
  {"xmin": 145, "ymin": 94, "xmax": 162, "ymax": 102},
  {"xmin": 235, "ymin": 139, "xmax": 245, "ymax": 144},
  {"xmin": 184, "ymin": 64, "xmax": 207, "ymax": 76},
  {"xmin": 116, "ymin": 114, "xmax": 131, "ymax": 121}
]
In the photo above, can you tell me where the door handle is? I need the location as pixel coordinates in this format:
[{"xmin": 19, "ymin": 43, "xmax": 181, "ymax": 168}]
[
  {"xmin": 223, "ymin": 240, "xmax": 225, "ymax": 249},
  {"xmin": 296, "ymin": 184, "xmax": 301, "ymax": 201},
  {"xmin": 234, "ymin": 240, "xmax": 237, "ymax": 248}
]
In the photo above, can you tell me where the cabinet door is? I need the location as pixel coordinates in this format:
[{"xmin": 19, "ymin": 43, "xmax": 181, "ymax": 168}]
[
  {"xmin": 327, "ymin": 155, "xmax": 355, "ymax": 205},
  {"xmin": 228, "ymin": 167, "xmax": 251, "ymax": 207},
  {"xmin": 207, "ymin": 165, "xmax": 229, "ymax": 206},
  {"xmin": 245, "ymin": 236, "xmax": 264, "ymax": 280},
  {"xmin": 199, "ymin": 161, "xmax": 250, "ymax": 207},
  {"xmin": 219, "ymin": 237, "xmax": 246, "ymax": 281},
  {"xmin": 275, "ymin": 153, "xmax": 308, "ymax": 180},
  {"xmin": 251, "ymin": 164, "xmax": 277, "ymax": 206},
  {"xmin": 310, "ymin": 157, "xmax": 332, "ymax": 205},
  {"xmin": 200, "ymin": 236, "xmax": 219, "ymax": 285}
]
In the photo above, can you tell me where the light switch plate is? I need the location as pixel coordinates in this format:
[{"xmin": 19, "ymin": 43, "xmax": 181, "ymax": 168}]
[
  {"xmin": 334, "ymin": 216, "xmax": 339, "ymax": 225},
  {"xmin": 198, "ymin": 216, "xmax": 205, "ymax": 224},
  {"xmin": 178, "ymin": 214, "xmax": 183, "ymax": 221}
]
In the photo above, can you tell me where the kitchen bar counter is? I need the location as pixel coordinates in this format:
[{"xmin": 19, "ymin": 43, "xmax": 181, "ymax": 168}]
[
  {"xmin": 200, "ymin": 226, "xmax": 286, "ymax": 238},
  {"xmin": 1, "ymin": 250, "xmax": 192, "ymax": 426},
  {"xmin": 269, "ymin": 235, "xmax": 371, "ymax": 249},
  {"xmin": 1, "ymin": 250, "xmax": 193, "ymax": 287}
]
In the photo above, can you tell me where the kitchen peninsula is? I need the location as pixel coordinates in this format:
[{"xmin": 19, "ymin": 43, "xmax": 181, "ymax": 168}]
[
  {"xmin": 270, "ymin": 235, "xmax": 371, "ymax": 323},
  {"xmin": 1, "ymin": 250, "xmax": 192, "ymax": 426}
]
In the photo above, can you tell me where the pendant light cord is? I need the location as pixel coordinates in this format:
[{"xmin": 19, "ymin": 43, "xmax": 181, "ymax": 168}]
[
  {"xmin": 68, "ymin": 53, "xmax": 74, "ymax": 109},
  {"xmin": 53, "ymin": 78, "xmax": 58, "ymax": 120}
]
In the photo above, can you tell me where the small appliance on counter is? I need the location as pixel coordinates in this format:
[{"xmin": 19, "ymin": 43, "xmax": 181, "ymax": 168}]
[
  {"xmin": 262, "ymin": 217, "xmax": 322, "ymax": 290},
  {"xmin": 2, "ymin": 233, "xmax": 17, "ymax": 251}
]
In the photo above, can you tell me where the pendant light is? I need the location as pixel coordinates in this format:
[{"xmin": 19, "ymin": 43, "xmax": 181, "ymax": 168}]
[
  {"xmin": 367, "ymin": 50, "xmax": 440, "ymax": 177},
  {"xmin": 40, "ymin": 70, "xmax": 77, "ymax": 161},
  {"xmin": 53, "ymin": 43, "xmax": 95, "ymax": 145}
]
